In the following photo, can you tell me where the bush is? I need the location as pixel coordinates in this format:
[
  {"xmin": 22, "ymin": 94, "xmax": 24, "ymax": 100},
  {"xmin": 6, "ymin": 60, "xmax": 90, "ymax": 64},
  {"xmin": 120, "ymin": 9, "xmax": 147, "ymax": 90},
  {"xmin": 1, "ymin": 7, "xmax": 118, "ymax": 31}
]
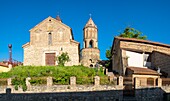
[
  {"xmin": 0, "ymin": 79, "xmax": 7, "ymax": 86},
  {"xmin": 76, "ymin": 76, "xmax": 94, "ymax": 85},
  {"xmin": 0, "ymin": 65, "xmax": 109, "ymax": 86},
  {"xmin": 100, "ymin": 76, "xmax": 116, "ymax": 85},
  {"xmin": 12, "ymin": 77, "xmax": 27, "ymax": 91},
  {"xmin": 29, "ymin": 77, "xmax": 47, "ymax": 85},
  {"xmin": 53, "ymin": 77, "xmax": 69, "ymax": 85}
]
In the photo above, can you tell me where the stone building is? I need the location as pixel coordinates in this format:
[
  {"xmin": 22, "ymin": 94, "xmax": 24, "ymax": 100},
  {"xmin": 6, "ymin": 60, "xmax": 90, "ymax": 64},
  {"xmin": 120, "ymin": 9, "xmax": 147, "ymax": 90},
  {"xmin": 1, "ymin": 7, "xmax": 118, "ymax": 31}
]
[
  {"xmin": 111, "ymin": 37, "xmax": 170, "ymax": 86},
  {"xmin": 80, "ymin": 17, "xmax": 100, "ymax": 67},
  {"xmin": 22, "ymin": 16, "xmax": 80, "ymax": 66}
]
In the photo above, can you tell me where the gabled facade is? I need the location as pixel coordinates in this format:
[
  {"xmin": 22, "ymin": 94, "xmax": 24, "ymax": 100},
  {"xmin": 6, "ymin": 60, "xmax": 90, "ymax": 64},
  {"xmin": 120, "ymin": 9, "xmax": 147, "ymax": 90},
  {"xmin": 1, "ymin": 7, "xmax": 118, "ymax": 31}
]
[
  {"xmin": 111, "ymin": 37, "xmax": 170, "ymax": 77},
  {"xmin": 22, "ymin": 16, "xmax": 80, "ymax": 66}
]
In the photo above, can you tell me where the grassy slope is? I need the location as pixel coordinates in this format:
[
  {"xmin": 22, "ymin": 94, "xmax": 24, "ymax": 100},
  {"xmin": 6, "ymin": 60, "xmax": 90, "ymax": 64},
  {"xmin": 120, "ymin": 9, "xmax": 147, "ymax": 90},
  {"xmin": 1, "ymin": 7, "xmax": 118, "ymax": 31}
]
[
  {"xmin": 0, "ymin": 65, "xmax": 111, "ymax": 85},
  {"xmin": 0, "ymin": 65, "xmax": 105, "ymax": 78}
]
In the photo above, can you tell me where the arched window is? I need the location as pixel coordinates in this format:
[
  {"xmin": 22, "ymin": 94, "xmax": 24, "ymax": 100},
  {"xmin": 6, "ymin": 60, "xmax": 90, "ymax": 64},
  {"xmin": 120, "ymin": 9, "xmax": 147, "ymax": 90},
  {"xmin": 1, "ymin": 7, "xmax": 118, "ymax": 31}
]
[
  {"xmin": 89, "ymin": 40, "xmax": 94, "ymax": 48},
  {"xmin": 48, "ymin": 33, "xmax": 52, "ymax": 45}
]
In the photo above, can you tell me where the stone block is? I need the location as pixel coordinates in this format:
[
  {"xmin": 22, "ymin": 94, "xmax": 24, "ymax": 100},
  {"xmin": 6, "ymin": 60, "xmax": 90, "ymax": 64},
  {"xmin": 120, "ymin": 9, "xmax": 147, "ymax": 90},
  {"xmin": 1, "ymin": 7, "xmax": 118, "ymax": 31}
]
[
  {"xmin": 157, "ymin": 78, "xmax": 162, "ymax": 87},
  {"xmin": 26, "ymin": 77, "xmax": 31, "ymax": 91},
  {"xmin": 47, "ymin": 77, "xmax": 53, "ymax": 86},
  {"xmin": 70, "ymin": 76, "xmax": 76, "ymax": 86},
  {"xmin": 95, "ymin": 76, "xmax": 100, "ymax": 86},
  {"xmin": 7, "ymin": 78, "xmax": 12, "ymax": 87},
  {"xmin": 118, "ymin": 76, "xmax": 123, "ymax": 86}
]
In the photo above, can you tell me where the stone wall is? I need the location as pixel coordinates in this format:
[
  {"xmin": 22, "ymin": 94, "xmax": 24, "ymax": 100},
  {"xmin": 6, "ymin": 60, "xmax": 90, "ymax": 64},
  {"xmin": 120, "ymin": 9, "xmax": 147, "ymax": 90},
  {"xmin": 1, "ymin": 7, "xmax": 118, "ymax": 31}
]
[
  {"xmin": 1, "ymin": 76, "xmax": 170, "ymax": 101},
  {"xmin": 0, "ymin": 76, "xmax": 123, "ymax": 94},
  {"xmin": 23, "ymin": 16, "xmax": 80, "ymax": 66},
  {"xmin": 151, "ymin": 51, "xmax": 170, "ymax": 77},
  {"xmin": 112, "ymin": 39, "xmax": 122, "ymax": 75},
  {"xmin": 80, "ymin": 48, "xmax": 100, "ymax": 67},
  {"xmin": 0, "ymin": 87, "xmax": 167, "ymax": 101}
]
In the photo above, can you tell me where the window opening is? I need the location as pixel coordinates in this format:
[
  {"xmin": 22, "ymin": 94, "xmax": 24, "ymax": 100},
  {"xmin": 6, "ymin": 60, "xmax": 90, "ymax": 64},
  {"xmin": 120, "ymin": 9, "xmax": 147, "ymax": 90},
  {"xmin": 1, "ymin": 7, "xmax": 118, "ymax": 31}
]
[
  {"xmin": 89, "ymin": 40, "xmax": 94, "ymax": 48},
  {"xmin": 48, "ymin": 33, "xmax": 52, "ymax": 45}
]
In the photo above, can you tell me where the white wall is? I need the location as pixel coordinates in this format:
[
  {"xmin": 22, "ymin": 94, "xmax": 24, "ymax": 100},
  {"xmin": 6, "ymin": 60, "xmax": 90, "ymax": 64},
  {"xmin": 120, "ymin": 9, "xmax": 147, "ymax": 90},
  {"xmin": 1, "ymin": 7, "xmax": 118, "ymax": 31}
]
[{"xmin": 126, "ymin": 51, "xmax": 144, "ymax": 67}]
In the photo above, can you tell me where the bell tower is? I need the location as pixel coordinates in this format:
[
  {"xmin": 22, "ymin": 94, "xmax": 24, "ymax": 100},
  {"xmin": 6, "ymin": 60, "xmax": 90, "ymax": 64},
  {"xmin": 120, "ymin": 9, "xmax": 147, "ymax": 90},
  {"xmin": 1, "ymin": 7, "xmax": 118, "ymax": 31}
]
[{"xmin": 80, "ymin": 17, "xmax": 100, "ymax": 67}]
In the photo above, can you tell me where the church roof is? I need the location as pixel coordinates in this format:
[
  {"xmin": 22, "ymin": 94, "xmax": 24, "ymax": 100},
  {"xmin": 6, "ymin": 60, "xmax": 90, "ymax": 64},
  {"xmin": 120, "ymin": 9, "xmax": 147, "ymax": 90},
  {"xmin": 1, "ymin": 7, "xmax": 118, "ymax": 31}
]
[
  {"xmin": 29, "ymin": 16, "xmax": 71, "ymax": 32},
  {"xmin": 84, "ymin": 17, "xmax": 97, "ymax": 29}
]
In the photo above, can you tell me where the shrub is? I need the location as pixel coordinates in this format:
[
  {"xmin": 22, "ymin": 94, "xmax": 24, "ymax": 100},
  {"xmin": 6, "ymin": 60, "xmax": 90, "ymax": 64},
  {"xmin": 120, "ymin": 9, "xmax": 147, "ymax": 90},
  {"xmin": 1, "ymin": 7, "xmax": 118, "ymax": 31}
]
[
  {"xmin": 0, "ymin": 65, "xmax": 109, "ymax": 86},
  {"xmin": 12, "ymin": 77, "xmax": 27, "ymax": 91},
  {"xmin": 0, "ymin": 79, "xmax": 7, "ymax": 86},
  {"xmin": 29, "ymin": 77, "xmax": 47, "ymax": 85}
]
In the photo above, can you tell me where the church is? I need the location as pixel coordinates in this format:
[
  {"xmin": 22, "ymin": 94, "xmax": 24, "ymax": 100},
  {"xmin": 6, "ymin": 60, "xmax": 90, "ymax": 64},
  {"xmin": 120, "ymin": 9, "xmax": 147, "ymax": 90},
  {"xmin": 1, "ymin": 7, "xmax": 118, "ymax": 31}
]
[{"xmin": 22, "ymin": 15, "xmax": 100, "ymax": 67}]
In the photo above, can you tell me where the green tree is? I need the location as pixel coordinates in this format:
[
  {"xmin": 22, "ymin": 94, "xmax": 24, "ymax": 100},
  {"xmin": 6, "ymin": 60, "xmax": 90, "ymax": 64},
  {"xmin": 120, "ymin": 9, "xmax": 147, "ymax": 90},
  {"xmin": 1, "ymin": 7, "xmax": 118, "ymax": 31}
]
[
  {"xmin": 56, "ymin": 52, "xmax": 70, "ymax": 66},
  {"xmin": 119, "ymin": 27, "xmax": 147, "ymax": 40},
  {"xmin": 105, "ymin": 47, "xmax": 112, "ymax": 68}
]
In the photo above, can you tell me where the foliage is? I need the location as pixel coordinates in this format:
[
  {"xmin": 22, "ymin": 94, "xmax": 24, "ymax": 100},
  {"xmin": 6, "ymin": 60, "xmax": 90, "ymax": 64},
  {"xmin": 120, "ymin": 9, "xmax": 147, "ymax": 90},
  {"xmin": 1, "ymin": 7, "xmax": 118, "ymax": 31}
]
[
  {"xmin": 106, "ymin": 47, "xmax": 112, "ymax": 60},
  {"xmin": 0, "ymin": 65, "xmax": 111, "ymax": 86},
  {"xmin": 105, "ymin": 47, "xmax": 112, "ymax": 68},
  {"xmin": 119, "ymin": 27, "xmax": 147, "ymax": 39},
  {"xmin": 53, "ymin": 77, "xmax": 69, "ymax": 85},
  {"xmin": 76, "ymin": 76, "xmax": 94, "ymax": 84},
  {"xmin": 29, "ymin": 77, "xmax": 47, "ymax": 85},
  {"xmin": 100, "ymin": 76, "xmax": 115, "ymax": 85},
  {"xmin": 12, "ymin": 77, "xmax": 27, "ymax": 91},
  {"xmin": 56, "ymin": 52, "xmax": 70, "ymax": 66},
  {"xmin": 0, "ymin": 79, "xmax": 7, "ymax": 86}
]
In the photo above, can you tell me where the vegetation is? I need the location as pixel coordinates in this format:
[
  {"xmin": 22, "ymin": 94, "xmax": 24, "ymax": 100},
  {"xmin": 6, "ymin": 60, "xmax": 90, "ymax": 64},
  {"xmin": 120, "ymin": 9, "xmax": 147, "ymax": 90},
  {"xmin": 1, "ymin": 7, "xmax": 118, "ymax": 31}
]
[
  {"xmin": 12, "ymin": 77, "xmax": 27, "ymax": 91},
  {"xmin": 0, "ymin": 65, "xmax": 112, "ymax": 90},
  {"xmin": 0, "ymin": 79, "xmax": 7, "ymax": 86},
  {"xmin": 118, "ymin": 27, "xmax": 147, "ymax": 39},
  {"xmin": 56, "ymin": 52, "xmax": 70, "ymax": 66},
  {"xmin": 105, "ymin": 47, "xmax": 112, "ymax": 68}
]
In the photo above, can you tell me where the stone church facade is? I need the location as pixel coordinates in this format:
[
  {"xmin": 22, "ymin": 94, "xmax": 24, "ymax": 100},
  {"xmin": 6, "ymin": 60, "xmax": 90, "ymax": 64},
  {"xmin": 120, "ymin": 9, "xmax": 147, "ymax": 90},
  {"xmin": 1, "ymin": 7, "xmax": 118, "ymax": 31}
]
[
  {"xmin": 22, "ymin": 16, "xmax": 80, "ymax": 66},
  {"xmin": 22, "ymin": 16, "xmax": 100, "ymax": 67}
]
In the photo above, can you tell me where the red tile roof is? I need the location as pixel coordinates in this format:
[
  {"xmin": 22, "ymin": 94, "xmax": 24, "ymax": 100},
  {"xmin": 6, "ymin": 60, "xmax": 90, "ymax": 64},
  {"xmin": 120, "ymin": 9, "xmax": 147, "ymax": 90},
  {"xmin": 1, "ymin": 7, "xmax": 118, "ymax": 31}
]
[{"xmin": 0, "ymin": 62, "xmax": 8, "ymax": 67}]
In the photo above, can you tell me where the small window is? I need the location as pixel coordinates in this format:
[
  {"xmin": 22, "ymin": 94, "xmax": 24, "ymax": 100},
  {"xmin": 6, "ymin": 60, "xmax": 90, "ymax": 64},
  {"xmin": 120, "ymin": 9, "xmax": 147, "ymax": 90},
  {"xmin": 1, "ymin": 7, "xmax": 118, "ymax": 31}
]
[
  {"xmin": 49, "ymin": 19, "xmax": 51, "ymax": 21},
  {"xmin": 61, "ymin": 47, "xmax": 63, "ymax": 51},
  {"xmin": 48, "ymin": 33, "xmax": 52, "ymax": 45}
]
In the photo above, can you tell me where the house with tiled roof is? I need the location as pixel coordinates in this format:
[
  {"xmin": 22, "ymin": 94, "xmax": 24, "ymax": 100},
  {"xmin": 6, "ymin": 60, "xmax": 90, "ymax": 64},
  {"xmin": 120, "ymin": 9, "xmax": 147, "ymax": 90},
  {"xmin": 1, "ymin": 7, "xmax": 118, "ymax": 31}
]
[
  {"xmin": 111, "ymin": 37, "xmax": 170, "ymax": 87},
  {"xmin": 0, "ymin": 62, "xmax": 11, "ymax": 72}
]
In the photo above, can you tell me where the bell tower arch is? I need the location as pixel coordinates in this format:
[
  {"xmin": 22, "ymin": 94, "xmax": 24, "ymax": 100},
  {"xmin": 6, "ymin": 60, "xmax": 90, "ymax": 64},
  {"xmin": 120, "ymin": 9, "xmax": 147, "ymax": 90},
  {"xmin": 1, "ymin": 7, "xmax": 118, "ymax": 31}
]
[{"xmin": 81, "ymin": 17, "xmax": 100, "ymax": 68}]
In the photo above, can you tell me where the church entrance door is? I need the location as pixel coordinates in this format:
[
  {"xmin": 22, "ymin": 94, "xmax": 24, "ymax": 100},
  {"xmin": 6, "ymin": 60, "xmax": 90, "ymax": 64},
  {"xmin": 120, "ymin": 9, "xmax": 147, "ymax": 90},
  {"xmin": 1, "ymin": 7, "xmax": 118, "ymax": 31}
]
[{"xmin": 45, "ymin": 53, "xmax": 56, "ymax": 66}]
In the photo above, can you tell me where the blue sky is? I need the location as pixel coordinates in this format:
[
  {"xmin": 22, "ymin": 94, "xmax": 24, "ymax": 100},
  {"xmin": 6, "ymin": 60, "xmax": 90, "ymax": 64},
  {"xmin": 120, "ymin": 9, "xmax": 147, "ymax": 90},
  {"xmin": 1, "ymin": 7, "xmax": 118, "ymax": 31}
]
[{"xmin": 0, "ymin": 0, "xmax": 170, "ymax": 62}]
